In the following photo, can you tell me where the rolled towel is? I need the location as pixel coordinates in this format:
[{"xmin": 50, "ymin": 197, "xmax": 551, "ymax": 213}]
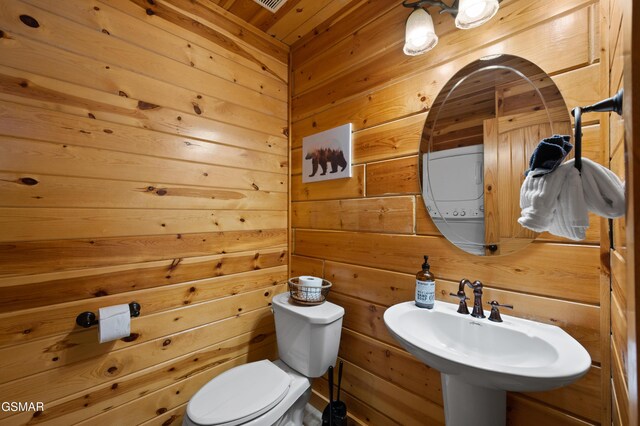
[
  {"xmin": 519, "ymin": 157, "xmax": 625, "ymax": 241},
  {"xmin": 525, "ymin": 135, "xmax": 573, "ymax": 177},
  {"xmin": 580, "ymin": 157, "xmax": 625, "ymax": 218},
  {"xmin": 547, "ymin": 165, "xmax": 589, "ymax": 240},
  {"xmin": 518, "ymin": 162, "xmax": 572, "ymax": 232}
]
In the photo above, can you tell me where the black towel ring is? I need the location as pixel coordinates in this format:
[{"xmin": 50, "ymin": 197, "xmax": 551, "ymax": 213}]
[{"xmin": 571, "ymin": 89, "xmax": 624, "ymax": 172}]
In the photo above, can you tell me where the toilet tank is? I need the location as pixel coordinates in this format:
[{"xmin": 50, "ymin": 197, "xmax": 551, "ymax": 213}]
[{"xmin": 272, "ymin": 292, "xmax": 345, "ymax": 378}]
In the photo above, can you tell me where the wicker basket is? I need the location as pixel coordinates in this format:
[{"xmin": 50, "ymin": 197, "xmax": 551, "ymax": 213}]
[{"xmin": 287, "ymin": 277, "xmax": 332, "ymax": 305}]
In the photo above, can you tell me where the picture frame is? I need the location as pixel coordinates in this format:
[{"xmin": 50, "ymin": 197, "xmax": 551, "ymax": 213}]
[{"xmin": 302, "ymin": 123, "xmax": 352, "ymax": 183}]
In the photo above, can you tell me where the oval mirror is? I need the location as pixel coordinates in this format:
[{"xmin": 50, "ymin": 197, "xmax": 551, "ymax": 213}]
[{"xmin": 420, "ymin": 55, "xmax": 571, "ymax": 256}]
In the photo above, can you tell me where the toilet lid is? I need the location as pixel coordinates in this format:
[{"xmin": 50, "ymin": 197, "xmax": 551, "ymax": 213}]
[{"xmin": 187, "ymin": 360, "xmax": 291, "ymax": 426}]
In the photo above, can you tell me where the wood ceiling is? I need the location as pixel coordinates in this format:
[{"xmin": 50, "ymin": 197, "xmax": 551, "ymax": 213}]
[{"xmin": 208, "ymin": 0, "xmax": 366, "ymax": 45}]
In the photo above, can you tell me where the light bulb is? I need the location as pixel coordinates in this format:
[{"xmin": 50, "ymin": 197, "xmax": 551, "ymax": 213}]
[
  {"xmin": 403, "ymin": 8, "xmax": 438, "ymax": 56},
  {"xmin": 455, "ymin": 0, "xmax": 499, "ymax": 29}
]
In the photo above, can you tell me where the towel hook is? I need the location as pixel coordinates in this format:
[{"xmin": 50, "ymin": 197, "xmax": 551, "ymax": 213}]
[
  {"xmin": 75, "ymin": 302, "xmax": 141, "ymax": 328},
  {"xmin": 571, "ymin": 89, "xmax": 624, "ymax": 172}
]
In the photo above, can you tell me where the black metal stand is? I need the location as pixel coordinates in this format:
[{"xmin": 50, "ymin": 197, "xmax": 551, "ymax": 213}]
[
  {"xmin": 75, "ymin": 302, "xmax": 141, "ymax": 328},
  {"xmin": 571, "ymin": 89, "xmax": 624, "ymax": 171}
]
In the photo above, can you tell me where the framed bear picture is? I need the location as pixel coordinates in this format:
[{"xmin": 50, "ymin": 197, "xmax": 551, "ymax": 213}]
[{"xmin": 302, "ymin": 123, "xmax": 352, "ymax": 183}]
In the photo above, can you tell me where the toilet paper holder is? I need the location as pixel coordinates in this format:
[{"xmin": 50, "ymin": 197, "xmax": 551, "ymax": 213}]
[{"xmin": 75, "ymin": 302, "xmax": 141, "ymax": 328}]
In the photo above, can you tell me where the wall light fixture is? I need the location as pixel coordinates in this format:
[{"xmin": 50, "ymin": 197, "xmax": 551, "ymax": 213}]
[{"xmin": 402, "ymin": 0, "xmax": 500, "ymax": 56}]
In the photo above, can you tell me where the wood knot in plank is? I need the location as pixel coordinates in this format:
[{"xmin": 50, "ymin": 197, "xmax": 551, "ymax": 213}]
[
  {"xmin": 19, "ymin": 15, "xmax": 39, "ymax": 28},
  {"xmin": 162, "ymin": 415, "xmax": 178, "ymax": 426},
  {"xmin": 19, "ymin": 177, "xmax": 38, "ymax": 185},
  {"xmin": 251, "ymin": 334, "xmax": 266, "ymax": 344},
  {"xmin": 137, "ymin": 100, "xmax": 159, "ymax": 110},
  {"xmin": 168, "ymin": 258, "xmax": 182, "ymax": 272},
  {"xmin": 192, "ymin": 103, "xmax": 202, "ymax": 115},
  {"xmin": 120, "ymin": 334, "xmax": 139, "ymax": 343}
]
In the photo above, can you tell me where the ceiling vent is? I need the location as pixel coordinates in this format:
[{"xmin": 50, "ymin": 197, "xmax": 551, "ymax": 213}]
[{"xmin": 252, "ymin": 0, "xmax": 287, "ymax": 13}]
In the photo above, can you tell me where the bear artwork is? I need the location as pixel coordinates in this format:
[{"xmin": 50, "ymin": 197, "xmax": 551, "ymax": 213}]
[{"xmin": 305, "ymin": 148, "xmax": 348, "ymax": 177}]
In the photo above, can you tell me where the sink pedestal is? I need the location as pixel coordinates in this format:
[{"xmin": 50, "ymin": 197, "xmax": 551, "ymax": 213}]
[{"xmin": 441, "ymin": 374, "xmax": 505, "ymax": 426}]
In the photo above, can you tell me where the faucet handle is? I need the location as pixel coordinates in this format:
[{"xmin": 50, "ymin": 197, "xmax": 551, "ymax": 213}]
[
  {"xmin": 449, "ymin": 292, "xmax": 469, "ymax": 300},
  {"xmin": 487, "ymin": 300, "xmax": 513, "ymax": 322},
  {"xmin": 449, "ymin": 292, "xmax": 470, "ymax": 315}
]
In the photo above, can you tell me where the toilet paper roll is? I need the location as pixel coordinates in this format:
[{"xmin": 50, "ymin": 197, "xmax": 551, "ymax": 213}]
[
  {"xmin": 299, "ymin": 275, "xmax": 322, "ymax": 297},
  {"xmin": 98, "ymin": 304, "xmax": 131, "ymax": 343}
]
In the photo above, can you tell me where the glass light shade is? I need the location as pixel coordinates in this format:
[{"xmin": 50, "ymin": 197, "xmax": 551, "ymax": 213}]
[
  {"xmin": 455, "ymin": 0, "xmax": 499, "ymax": 29},
  {"xmin": 403, "ymin": 8, "xmax": 438, "ymax": 56}
]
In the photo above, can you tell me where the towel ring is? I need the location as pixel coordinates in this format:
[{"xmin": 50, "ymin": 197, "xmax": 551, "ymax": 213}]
[{"xmin": 571, "ymin": 89, "xmax": 624, "ymax": 172}]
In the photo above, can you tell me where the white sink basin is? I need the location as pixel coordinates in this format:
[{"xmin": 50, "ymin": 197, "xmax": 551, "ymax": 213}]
[{"xmin": 384, "ymin": 300, "xmax": 591, "ymax": 425}]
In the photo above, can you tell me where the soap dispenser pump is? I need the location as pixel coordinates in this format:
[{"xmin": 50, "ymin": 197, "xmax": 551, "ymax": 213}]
[{"xmin": 415, "ymin": 255, "xmax": 435, "ymax": 309}]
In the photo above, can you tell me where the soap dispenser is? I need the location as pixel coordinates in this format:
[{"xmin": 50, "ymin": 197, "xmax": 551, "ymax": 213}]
[{"xmin": 415, "ymin": 255, "xmax": 435, "ymax": 309}]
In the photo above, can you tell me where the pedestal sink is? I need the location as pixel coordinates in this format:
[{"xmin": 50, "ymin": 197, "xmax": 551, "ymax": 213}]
[{"xmin": 383, "ymin": 301, "xmax": 591, "ymax": 426}]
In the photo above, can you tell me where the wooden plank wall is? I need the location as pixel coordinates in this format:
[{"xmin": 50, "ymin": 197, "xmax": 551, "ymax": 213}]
[
  {"xmin": 290, "ymin": 0, "xmax": 611, "ymax": 424},
  {"xmin": 607, "ymin": 0, "xmax": 629, "ymax": 424},
  {"xmin": 0, "ymin": 0, "xmax": 288, "ymax": 425}
]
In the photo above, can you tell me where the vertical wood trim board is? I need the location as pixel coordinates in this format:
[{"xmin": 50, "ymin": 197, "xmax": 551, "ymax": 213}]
[
  {"xmin": 0, "ymin": 0, "xmax": 288, "ymax": 424},
  {"xmin": 291, "ymin": 0, "xmax": 610, "ymax": 423},
  {"xmin": 621, "ymin": 0, "xmax": 640, "ymax": 423},
  {"xmin": 608, "ymin": 0, "xmax": 630, "ymax": 424}
]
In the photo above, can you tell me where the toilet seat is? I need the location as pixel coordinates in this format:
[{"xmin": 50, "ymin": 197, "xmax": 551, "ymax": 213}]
[{"xmin": 186, "ymin": 360, "xmax": 291, "ymax": 426}]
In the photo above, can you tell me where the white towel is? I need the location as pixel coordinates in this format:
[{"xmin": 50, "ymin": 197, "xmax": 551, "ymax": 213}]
[
  {"xmin": 547, "ymin": 165, "xmax": 589, "ymax": 240},
  {"xmin": 518, "ymin": 161, "xmax": 576, "ymax": 232},
  {"xmin": 580, "ymin": 157, "xmax": 626, "ymax": 218},
  {"xmin": 519, "ymin": 158, "xmax": 625, "ymax": 241}
]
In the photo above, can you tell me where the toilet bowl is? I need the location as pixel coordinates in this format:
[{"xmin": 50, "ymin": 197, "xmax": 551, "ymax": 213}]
[{"xmin": 183, "ymin": 292, "xmax": 345, "ymax": 426}]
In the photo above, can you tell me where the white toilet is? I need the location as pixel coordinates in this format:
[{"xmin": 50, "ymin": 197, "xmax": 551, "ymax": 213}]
[{"xmin": 183, "ymin": 292, "xmax": 345, "ymax": 426}]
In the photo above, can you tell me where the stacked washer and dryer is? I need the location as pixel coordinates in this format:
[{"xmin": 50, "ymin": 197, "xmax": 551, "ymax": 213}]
[{"xmin": 423, "ymin": 144, "xmax": 486, "ymax": 256}]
